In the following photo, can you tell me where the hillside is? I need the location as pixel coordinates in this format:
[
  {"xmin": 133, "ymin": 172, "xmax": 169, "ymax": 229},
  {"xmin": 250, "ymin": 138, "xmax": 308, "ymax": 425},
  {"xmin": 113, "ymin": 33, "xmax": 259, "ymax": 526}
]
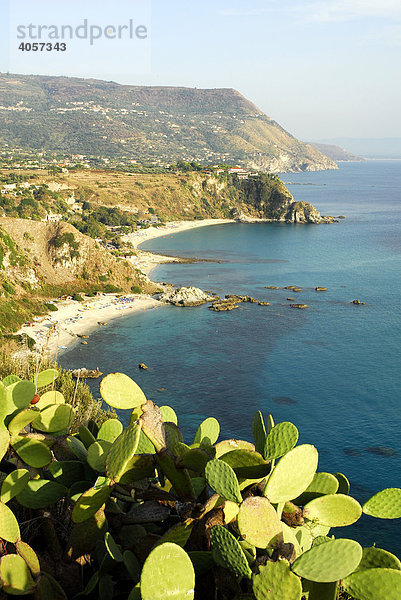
[
  {"xmin": 0, "ymin": 73, "xmax": 337, "ymax": 173},
  {"xmin": 308, "ymin": 142, "xmax": 364, "ymax": 162},
  {"xmin": 0, "ymin": 217, "xmax": 152, "ymax": 334}
]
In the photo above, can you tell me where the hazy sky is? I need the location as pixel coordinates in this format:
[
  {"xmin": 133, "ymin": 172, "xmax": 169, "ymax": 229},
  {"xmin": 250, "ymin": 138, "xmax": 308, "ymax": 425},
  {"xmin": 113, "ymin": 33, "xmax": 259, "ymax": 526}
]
[{"xmin": 1, "ymin": 0, "xmax": 400, "ymax": 140}]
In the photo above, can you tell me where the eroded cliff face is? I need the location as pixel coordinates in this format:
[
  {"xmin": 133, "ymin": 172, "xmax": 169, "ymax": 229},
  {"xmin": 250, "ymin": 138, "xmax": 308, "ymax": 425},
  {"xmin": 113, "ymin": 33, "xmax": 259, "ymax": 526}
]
[{"xmin": 284, "ymin": 201, "xmax": 336, "ymax": 224}]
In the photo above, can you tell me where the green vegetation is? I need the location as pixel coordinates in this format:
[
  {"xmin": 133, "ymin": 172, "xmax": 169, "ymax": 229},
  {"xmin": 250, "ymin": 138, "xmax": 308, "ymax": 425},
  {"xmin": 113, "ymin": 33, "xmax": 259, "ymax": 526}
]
[{"xmin": 0, "ymin": 371, "xmax": 399, "ymax": 598}]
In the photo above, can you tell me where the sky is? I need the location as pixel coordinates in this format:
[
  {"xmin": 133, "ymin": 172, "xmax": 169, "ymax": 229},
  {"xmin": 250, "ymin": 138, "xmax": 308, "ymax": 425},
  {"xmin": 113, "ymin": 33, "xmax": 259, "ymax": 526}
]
[{"xmin": 1, "ymin": 0, "xmax": 400, "ymax": 141}]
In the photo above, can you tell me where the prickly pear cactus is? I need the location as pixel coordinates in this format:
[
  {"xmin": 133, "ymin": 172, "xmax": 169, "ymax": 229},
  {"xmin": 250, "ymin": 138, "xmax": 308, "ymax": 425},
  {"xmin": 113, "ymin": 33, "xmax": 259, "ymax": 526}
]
[
  {"xmin": 100, "ymin": 372, "xmax": 147, "ymax": 409},
  {"xmin": 0, "ymin": 469, "xmax": 30, "ymax": 503},
  {"xmin": 342, "ymin": 567, "xmax": 401, "ymax": 600},
  {"xmin": 193, "ymin": 416, "xmax": 220, "ymax": 445},
  {"xmin": 263, "ymin": 421, "xmax": 299, "ymax": 460},
  {"xmin": 97, "ymin": 418, "xmax": 123, "ymax": 443},
  {"xmin": 295, "ymin": 472, "xmax": 339, "ymax": 504},
  {"xmin": 35, "ymin": 368, "xmax": 59, "ymax": 388},
  {"xmin": 292, "ymin": 538, "xmax": 363, "ymax": 582},
  {"xmin": 253, "ymin": 560, "xmax": 302, "ymax": 600},
  {"xmin": 356, "ymin": 546, "xmax": 401, "ymax": 571},
  {"xmin": 105, "ymin": 422, "xmax": 141, "ymax": 483},
  {"xmin": 252, "ymin": 410, "xmax": 267, "ymax": 455},
  {"xmin": 237, "ymin": 496, "xmax": 282, "ymax": 548},
  {"xmin": 140, "ymin": 542, "xmax": 195, "ymax": 600},
  {"xmin": 304, "ymin": 493, "xmax": 362, "ymax": 527},
  {"xmin": 0, "ymin": 501, "xmax": 20, "ymax": 542},
  {"xmin": 210, "ymin": 525, "xmax": 252, "ymax": 579},
  {"xmin": 264, "ymin": 444, "xmax": 318, "ymax": 503},
  {"xmin": 363, "ymin": 488, "xmax": 401, "ymax": 519},
  {"xmin": 205, "ymin": 458, "xmax": 242, "ymax": 503},
  {"xmin": 0, "ymin": 554, "xmax": 35, "ymax": 595}
]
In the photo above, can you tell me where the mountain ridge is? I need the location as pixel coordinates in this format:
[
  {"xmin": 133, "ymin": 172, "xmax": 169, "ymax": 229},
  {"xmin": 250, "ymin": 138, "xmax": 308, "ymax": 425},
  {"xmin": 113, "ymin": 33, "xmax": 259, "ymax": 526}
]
[{"xmin": 0, "ymin": 73, "xmax": 337, "ymax": 173}]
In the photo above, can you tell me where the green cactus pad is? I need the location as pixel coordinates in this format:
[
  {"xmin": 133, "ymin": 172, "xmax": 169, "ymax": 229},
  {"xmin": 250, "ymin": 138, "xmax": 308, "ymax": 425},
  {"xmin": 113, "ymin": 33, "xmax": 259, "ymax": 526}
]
[
  {"xmin": 48, "ymin": 461, "xmax": 85, "ymax": 488},
  {"xmin": 264, "ymin": 444, "xmax": 318, "ymax": 503},
  {"xmin": 296, "ymin": 472, "xmax": 339, "ymax": 505},
  {"xmin": 0, "ymin": 384, "xmax": 11, "ymax": 427},
  {"xmin": 181, "ymin": 448, "xmax": 211, "ymax": 474},
  {"xmin": 34, "ymin": 403, "xmax": 72, "ymax": 433},
  {"xmin": 136, "ymin": 429, "xmax": 156, "ymax": 454},
  {"xmin": 97, "ymin": 419, "xmax": 123, "ymax": 443},
  {"xmin": 100, "ymin": 373, "xmax": 147, "ymax": 409},
  {"xmin": 9, "ymin": 380, "xmax": 36, "ymax": 409},
  {"xmin": 105, "ymin": 531, "xmax": 124, "ymax": 562},
  {"xmin": 0, "ymin": 469, "xmax": 30, "ymax": 503},
  {"xmin": 165, "ymin": 422, "xmax": 184, "ymax": 451},
  {"xmin": 16, "ymin": 479, "xmax": 67, "ymax": 509},
  {"xmin": 253, "ymin": 560, "xmax": 302, "ymax": 600},
  {"xmin": 106, "ymin": 422, "xmax": 141, "ymax": 483},
  {"xmin": 15, "ymin": 541, "xmax": 40, "ymax": 576},
  {"xmin": 215, "ymin": 439, "xmax": 255, "ymax": 458},
  {"xmin": 66, "ymin": 435, "xmax": 88, "ymax": 461},
  {"xmin": 156, "ymin": 520, "xmax": 194, "ymax": 548},
  {"xmin": 205, "ymin": 459, "xmax": 242, "ymax": 503},
  {"xmin": 292, "ymin": 538, "xmax": 363, "ymax": 582},
  {"xmin": 210, "ymin": 525, "xmax": 252, "ymax": 579},
  {"xmin": 306, "ymin": 582, "xmax": 338, "ymax": 600},
  {"xmin": 119, "ymin": 455, "xmax": 156, "ymax": 484},
  {"xmin": 12, "ymin": 435, "xmax": 52, "ymax": 467},
  {"xmin": 356, "ymin": 546, "xmax": 401, "ymax": 571},
  {"xmin": 87, "ymin": 440, "xmax": 112, "ymax": 472},
  {"xmin": 304, "ymin": 494, "xmax": 362, "ymax": 527},
  {"xmin": 293, "ymin": 526, "xmax": 313, "ymax": 553},
  {"xmin": 0, "ymin": 429, "xmax": 10, "ymax": 462},
  {"xmin": 141, "ymin": 542, "xmax": 195, "ymax": 600},
  {"xmin": 238, "ymin": 496, "xmax": 282, "ymax": 548},
  {"xmin": 78, "ymin": 424, "xmax": 96, "ymax": 449},
  {"xmin": 252, "ymin": 410, "xmax": 267, "ymax": 455},
  {"xmin": 281, "ymin": 523, "xmax": 302, "ymax": 557},
  {"xmin": 0, "ymin": 554, "xmax": 35, "ymax": 595},
  {"xmin": 342, "ymin": 568, "xmax": 401, "ymax": 600},
  {"xmin": 193, "ymin": 417, "xmax": 220, "ymax": 445},
  {"xmin": 264, "ymin": 421, "xmax": 299, "ymax": 460},
  {"xmin": 72, "ymin": 483, "xmax": 112, "ymax": 523},
  {"xmin": 160, "ymin": 405, "xmax": 178, "ymax": 424},
  {"xmin": 220, "ymin": 449, "xmax": 271, "ymax": 479},
  {"xmin": 333, "ymin": 472, "xmax": 350, "ymax": 495},
  {"xmin": 35, "ymin": 368, "xmax": 59, "ymax": 388},
  {"xmin": 2, "ymin": 375, "xmax": 20, "ymax": 387},
  {"xmin": 8, "ymin": 407, "xmax": 40, "ymax": 437},
  {"xmin": 363, "ymin": 488, "xmax": 401, "ymax": 519},
  {"xmin": 36, "ymin": 390, "xmax": 65, "ymax": 410},
  {"xmin": 222, "ymin": 500, "xmax": 240, "ymax": 524},
  {"xmin": 0, "ymin": 501, "xmax": 20, "ymax": 542}
]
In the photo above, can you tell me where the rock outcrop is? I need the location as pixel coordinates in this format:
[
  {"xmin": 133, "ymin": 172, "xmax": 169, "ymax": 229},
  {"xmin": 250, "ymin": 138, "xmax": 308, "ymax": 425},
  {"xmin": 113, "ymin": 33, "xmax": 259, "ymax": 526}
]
[
  {"xmin": 285, "ymin": 202, "xmax": 336, "ymax": 224},
  {"xmin": 160, "ymin": 286, "xmax": 216, "ymax": 307}
]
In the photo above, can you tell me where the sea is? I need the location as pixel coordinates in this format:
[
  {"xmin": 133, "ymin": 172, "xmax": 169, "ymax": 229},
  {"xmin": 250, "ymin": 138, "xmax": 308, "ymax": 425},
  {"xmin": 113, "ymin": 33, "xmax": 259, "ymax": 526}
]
[{"xmin": 59, "ymin": 160, "xmax": 401, "ymax": 554}]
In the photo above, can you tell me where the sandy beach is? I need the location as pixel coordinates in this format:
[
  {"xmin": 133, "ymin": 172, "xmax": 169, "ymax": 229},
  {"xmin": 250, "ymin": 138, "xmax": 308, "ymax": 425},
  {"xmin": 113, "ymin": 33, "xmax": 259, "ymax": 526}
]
[{"xmin": 18, "ymin": 219, "xmax": 235, "ymax": 358}]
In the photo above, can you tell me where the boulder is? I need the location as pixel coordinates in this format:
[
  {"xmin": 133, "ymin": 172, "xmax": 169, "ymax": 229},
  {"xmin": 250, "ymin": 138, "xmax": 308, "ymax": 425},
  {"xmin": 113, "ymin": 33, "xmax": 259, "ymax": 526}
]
[
  {"xmin": 160, "ymin": 286, "xmax": 215, "ymax": 307},
  {"xmin": 290, "ymin": 304, "xmax": 309, "ymax": 309}
]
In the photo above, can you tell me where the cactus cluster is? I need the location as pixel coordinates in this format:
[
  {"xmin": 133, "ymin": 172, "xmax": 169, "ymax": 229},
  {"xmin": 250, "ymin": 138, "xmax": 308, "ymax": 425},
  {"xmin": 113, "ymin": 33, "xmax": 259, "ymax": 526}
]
[{"xmin": 0, "ymin": 370, "xmax": 399, "ymax": 599}]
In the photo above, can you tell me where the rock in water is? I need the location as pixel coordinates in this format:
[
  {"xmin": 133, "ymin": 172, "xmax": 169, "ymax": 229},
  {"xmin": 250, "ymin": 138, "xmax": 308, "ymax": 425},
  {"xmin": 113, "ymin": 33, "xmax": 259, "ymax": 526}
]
[
  {"xmin": 285, "ymin": 201, "xmax": 337, "ymax": 224},
  {"xmin": 160, "ymin": 286, "xmax": 215, "ymax": 306}
]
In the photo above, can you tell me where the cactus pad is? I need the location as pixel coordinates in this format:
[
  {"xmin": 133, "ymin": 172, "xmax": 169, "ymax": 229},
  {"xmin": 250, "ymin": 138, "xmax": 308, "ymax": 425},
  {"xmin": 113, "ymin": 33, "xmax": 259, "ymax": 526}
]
[
  {"xmin": 16, "ymin": 479, "xmax": 67, "ymax": 509},
  {"xmin": 78, "ymin": 425, "xmax": 96, "ymax": 449},
  {"xmin": 220, "ymin": 449, "xmax": 271, "ymax": 479},
  {"xmin": 105, "ymin": 531, "xmax": 123, "ymax": 562},
  {"xmin": 0, "ymin": 501, "xmax": 20, "ymax": 542},
  {"xmin": 215, "ymin": 439, "xmax": 255, "ymax": 458},
  {"xmin": 304, "ymin": 494, "xmax": 362, "ymax": 527},
  {"xmin": 193, "ymin": 417, "xmax": 220, "ymax": 445},
  {"xmin": 160, "ymin": 405, "xmax": 178, "ymax": 424},
  {"xmin": 0, "ymin": 469, "xmax": 30, "ymax": 503},
  {"xmin": 253, "ymin": 560, "xmax": 302, "ymax": 600},
  {"xmin": 97, "ymin": 419, "xmax": 123, "ymax": 443},
  {"xmin": 49, "ymin": 461, "xmax": 85, "ymax": 488},
  {"xmin": 238, "ymin": 496, "xmax": 282, "ymax": 548},
  {"xmin": 141, "ymin": 542, "xmax": 195, "ymax": 600},
  {"xmin": 296, "ymin": 472, "xmax": 339, "ymax": 505},
  {"xmin": 205, "ymin": 459, "xmax": 242, "ymax": 503},
  {"xmin": 100, "ymin": 373, "xmax": 147, "ymax": 409},
  {"xmin": 12, "ymin": 435, "xmax": 52, "ymax": 467},
  {"xmin": 34, "ymin": 403, "xmax": 72, "ymax": 433},
  {"xmin": 264, "ymin": 444, "xmax": 318, "ymax": 503},
  {"xmin": 333, "ymin": 472, "xmax": 350, "ymax": 495},
  {"xmin": 15, "ymin": 541, "xmax": 40, "ymax": 576},
  {"xmin": 72, "ymin": 483, "xmax": 112, "ymax": 523},
  {"xmin": 35, "ymin": 368, "xmax": 59, "ymax": 388},
  {"xmin": 8, "ymin": 407, "xmax": 40, "ymax": 437},
  {"xmin": 36, "ymin": 390, "xmax": 65, "ymax": 410},
  {"xmin": 252, "ymin": 410, "xmax": 267, "ymax": 455},
  {"xmin": 87, "ymin": 440, "xmax": 112, "ymax": 472},
  {"xmin": 210, "ymin": 525, "xmax": 252, "ymax": 579},
  {"xmin": 0, "ymin": 554, "xmax": 35, "ymax": 595},
  {"xmin": 292, "ymin": 538, "xmax": 362, "ymax": 582},
  {"xmin": 66, "ymin": 435, "xmax": 88, "ymax": 461},
  {"xmin": 362, "ymin": 488, "xmax": 401, "ymax": 519},
  {"xmin": 342, "ymin": 568, "xmax": 401, "ymax": 600},
  {"xmin": 356, "ymin": 546, "xmax": 401, "ymax": 571},
  {"xmin": 9, "ymin": 380, "xmax": 36, "ymax": 409},
  {"xmin": 106, "ymin": 423, "xmax": 141, "ymax": 483},
  {"xmin": 264, "ymin": 421, "xmax": 299, "ymax": 460}
]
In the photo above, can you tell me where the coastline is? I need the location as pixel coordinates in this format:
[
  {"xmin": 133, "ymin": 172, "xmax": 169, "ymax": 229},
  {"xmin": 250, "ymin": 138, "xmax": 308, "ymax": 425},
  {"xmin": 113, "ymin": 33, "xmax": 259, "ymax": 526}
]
[{"xmin": 17, "ymin": 219, "xmax": 236, "ymax": 359}]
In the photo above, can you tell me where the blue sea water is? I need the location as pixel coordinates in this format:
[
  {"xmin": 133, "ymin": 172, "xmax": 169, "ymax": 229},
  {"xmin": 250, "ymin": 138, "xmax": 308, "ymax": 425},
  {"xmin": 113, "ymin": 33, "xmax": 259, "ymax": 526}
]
[{"xmin": 60, "ymin": 160, "xmax": 401, "ymax": 553}]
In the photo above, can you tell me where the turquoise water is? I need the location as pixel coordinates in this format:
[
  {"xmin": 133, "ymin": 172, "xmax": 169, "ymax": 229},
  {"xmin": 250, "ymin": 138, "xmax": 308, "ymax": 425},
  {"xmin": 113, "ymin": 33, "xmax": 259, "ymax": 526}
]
[{"xmin": 60, "ymin": 161, "xmax": 401, "ymax": 553}]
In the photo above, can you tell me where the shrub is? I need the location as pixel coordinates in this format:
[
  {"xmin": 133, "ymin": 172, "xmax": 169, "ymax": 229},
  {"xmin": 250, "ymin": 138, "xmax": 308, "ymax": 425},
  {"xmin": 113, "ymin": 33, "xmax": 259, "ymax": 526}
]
[
  {"xmin": 45, "ymin": 302, "xmax": 58, "ymax": 311},
  {"xmin": 130, "ymin": 285, "xmax": 142, "ymax": 294},
  {"xmin": 72, "ymin": 293, "xmax": 84, "ymax": 301},
  {"xmin": 0, "ymin": 371, "xmax": 399, "ymax": 598},
  {"xmin": 102, "ymin": 284, "xmax": 123, "ymax": 293}
]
